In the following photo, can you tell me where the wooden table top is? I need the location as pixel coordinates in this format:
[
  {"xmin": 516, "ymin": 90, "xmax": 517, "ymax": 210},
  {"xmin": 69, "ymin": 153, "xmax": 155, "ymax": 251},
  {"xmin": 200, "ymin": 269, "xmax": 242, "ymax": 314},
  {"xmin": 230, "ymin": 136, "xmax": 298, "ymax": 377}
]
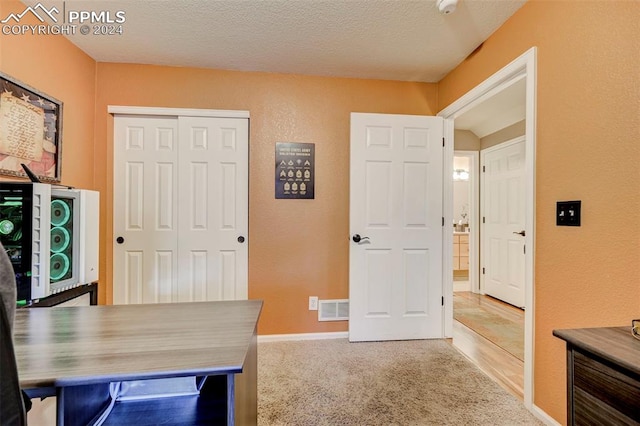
[
  {"xmin": 553, "ymin": 326, "xmax": 640, "ymax": 376},
  {"xmin": 14, "ymin": 300, "xmax": 262, "ymax": 389}
]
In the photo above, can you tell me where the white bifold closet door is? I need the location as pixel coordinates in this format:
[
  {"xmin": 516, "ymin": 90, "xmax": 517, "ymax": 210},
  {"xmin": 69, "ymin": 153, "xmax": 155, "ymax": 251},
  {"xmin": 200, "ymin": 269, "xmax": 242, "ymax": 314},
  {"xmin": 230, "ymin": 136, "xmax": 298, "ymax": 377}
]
[{"xmin": 113, "ymin": 114, "xmax": 248, "ymax": 305}]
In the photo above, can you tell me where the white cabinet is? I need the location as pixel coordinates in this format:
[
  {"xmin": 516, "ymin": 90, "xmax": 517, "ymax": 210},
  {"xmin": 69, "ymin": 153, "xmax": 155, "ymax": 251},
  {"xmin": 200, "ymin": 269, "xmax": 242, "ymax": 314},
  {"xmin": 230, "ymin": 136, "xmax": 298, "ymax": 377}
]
[{"xmin": 453, "ymin": 233, "xmax": 469, "ymax": 271}]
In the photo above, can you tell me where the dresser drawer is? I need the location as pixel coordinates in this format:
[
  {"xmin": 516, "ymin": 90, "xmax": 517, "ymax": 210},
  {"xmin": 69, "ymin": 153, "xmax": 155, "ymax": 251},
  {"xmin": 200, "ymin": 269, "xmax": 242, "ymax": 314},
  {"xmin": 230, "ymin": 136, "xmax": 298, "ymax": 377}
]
[
  {"xmin": 573, "ymin": 350, "xmax": 640, "ymax": 423},
  {"xmin": 574, "ymin": 388, "xmax": 638, "ymax": 426}
]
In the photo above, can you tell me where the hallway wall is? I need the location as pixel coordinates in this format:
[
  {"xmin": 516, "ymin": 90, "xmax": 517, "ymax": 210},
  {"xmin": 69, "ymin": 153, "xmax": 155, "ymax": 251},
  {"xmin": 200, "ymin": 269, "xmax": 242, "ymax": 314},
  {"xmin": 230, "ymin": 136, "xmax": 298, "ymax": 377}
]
[{"xmin": 438, "ymin": 1, "xmax": 640, "ymax": 421}]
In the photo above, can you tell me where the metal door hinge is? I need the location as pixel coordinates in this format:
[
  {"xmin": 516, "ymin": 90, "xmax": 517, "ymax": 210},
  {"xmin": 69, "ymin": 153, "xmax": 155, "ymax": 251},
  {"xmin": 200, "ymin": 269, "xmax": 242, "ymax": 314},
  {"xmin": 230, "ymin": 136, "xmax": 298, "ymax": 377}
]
[
  {"xmin": 482, "ymin": 165, "xmax": 486, "ymax": 173},
  {"xmin": 441, "ymin": 296, "xmax": 444, "ymax": 306},
  {"xmin": 442, "ymin": 137, "xmax": 445, "ymax": 147},
  {"xmin": 442, "ymin": 217, "xmax": 445, "ymax": 226},
  {"xmin": 482, "ymin": 267, "xmax": 485, "ymax": 274},
  {"xmin": 482, "ymin": 217, "xmax": 485, "ymax": 224}
]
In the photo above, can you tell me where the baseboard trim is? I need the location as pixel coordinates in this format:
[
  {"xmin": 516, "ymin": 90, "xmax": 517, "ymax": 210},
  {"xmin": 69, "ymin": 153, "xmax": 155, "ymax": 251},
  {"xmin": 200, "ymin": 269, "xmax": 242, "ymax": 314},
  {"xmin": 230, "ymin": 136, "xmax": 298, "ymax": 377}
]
[
  {"xmin": 531, "ymin": 404, "xmax": 561, "ymax": 426},
  {"xmin": 258, "ymin": 332, "xmax": 349, "ymax": 343}
]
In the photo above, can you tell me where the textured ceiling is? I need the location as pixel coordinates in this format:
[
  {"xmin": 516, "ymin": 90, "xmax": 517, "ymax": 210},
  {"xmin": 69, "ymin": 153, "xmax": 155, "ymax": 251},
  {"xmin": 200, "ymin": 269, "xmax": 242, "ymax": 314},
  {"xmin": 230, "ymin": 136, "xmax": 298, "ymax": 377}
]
[
  {"xmin": 14, "ymin": 0, "xmax": 527, "ymax": 135},
  {"xmin": 25, "ymin": 0, "xmax": 526, "ymax": 83}
]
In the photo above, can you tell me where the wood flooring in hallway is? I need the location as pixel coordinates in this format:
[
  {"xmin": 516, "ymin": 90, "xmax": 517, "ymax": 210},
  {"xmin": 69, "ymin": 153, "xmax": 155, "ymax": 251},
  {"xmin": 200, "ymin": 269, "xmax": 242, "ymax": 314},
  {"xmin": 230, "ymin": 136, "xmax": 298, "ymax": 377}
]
[{"xmin": 450, "ymin": 291, "xmax": 525, "ymax": 399}]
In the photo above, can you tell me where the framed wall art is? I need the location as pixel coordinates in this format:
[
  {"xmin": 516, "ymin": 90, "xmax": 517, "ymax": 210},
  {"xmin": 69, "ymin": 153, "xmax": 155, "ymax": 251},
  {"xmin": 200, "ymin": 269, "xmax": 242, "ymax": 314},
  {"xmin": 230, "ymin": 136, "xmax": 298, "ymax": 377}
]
[
  {"xmin": 275, "ymin": 142, "xmax": 315, "ymax": 199},
  {"xmin": 0, "ymin": 71, "xmax": 63, "ymax": 182}
]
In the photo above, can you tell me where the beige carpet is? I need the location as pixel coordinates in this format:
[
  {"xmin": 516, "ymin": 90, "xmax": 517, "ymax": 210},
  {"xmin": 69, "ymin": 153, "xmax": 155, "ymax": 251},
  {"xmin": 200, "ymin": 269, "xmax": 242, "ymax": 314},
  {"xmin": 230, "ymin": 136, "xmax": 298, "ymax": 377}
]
[{"xmin": 258, "ymin": 339, "xmax": 541, "ymax": 425}]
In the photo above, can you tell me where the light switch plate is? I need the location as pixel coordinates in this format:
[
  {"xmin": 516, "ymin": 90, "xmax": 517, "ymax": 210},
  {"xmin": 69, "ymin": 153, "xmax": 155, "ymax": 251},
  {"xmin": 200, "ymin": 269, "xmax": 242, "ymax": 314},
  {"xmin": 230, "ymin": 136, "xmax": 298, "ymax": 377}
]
[{"xmin": 556, "ymin": 201, "xmax": 581, "ymax": 226}]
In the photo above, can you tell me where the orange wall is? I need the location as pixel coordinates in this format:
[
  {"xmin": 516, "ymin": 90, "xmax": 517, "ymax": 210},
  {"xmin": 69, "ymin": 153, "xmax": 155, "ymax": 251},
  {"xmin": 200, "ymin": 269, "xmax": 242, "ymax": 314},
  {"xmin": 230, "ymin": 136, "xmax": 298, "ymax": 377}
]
[
  {"xmin": 0, "ymin": 1, "xmax": 97, "ymax": 189},
  {"xmin": 4, "ymin": 0, "xmax": 640, "ymax": 422},
  {"xmin": 94, "ymin": 64, "xmax": 438, "ymax": 334},
  {"xmin": 439, "ymin": 0, "xmax": 640, "ymax": 422}
]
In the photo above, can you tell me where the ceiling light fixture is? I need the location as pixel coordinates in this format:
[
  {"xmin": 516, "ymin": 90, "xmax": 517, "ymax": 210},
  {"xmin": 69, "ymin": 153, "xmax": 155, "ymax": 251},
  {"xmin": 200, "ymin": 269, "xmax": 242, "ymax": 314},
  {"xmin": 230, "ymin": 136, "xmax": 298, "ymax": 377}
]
[
  {"xmin": 437, "ymin": 0, "xmax": 458, "ymax": 15},
  {"xmin": 453, "ymin": 169, "xmax": 469, "ymax": 181}
]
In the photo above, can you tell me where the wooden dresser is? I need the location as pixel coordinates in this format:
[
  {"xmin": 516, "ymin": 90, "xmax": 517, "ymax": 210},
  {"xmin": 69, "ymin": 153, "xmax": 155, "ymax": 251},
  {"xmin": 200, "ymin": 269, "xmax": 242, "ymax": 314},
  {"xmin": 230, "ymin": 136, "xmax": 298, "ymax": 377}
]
[{"xmin": 553, "ymin": 327, "xmax": 640, "ymax": 425}]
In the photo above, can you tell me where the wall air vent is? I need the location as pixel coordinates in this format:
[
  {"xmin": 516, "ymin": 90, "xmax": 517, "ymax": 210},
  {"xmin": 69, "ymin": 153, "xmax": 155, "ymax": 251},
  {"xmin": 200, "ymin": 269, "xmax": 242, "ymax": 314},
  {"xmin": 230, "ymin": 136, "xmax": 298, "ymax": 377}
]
[{"xmin": 318, "ymin": 299, "xmax": 349, "ymax": 321}]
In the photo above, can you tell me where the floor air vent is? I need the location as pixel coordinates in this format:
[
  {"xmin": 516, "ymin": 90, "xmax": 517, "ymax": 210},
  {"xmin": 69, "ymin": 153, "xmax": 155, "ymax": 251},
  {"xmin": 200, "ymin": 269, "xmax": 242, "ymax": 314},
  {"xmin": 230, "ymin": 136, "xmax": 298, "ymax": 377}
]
[{"xmin": 318, "ymin": 299, "xmax": 349, "ymax": 321}]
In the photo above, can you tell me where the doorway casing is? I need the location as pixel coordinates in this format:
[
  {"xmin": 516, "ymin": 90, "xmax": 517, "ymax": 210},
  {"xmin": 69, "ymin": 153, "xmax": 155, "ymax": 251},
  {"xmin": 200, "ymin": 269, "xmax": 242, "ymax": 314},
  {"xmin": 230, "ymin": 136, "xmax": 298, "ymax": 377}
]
[
  {"xmin": 452, "ymin": 150, "xmax": 479, "ymax": 294},
  {"xmin": 438, "ymin": 47, "xmax": 537, "ymax": 410}
]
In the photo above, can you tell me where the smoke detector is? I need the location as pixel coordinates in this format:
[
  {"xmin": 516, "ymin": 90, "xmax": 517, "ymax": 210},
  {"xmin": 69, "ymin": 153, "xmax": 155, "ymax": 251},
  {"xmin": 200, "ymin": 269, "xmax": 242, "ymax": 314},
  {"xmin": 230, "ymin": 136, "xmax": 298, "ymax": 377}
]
[{"xmin": 437, "ymin": 0, "xmax": 458, "ymax": 14}]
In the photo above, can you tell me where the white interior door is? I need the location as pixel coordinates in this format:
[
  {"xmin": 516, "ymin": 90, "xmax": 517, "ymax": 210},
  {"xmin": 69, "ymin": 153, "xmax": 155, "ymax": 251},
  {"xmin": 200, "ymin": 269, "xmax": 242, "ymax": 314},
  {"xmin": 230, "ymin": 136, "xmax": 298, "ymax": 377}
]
[
  {"xmin": 113, "ymin": 116, "xmax": 178, "ymax": 304},
  {"xmin": 350, "ymin": 113, "xmax": 443, "ymax": 342},
  {"xmin": 113, "ymin": 113, "xmax": 248, "ymax": 305},
  {"xmin": 481, "ymin": 137, "xmax": 525, "ymax": 308},
  {"xmin": 177, "ymin": 116, "xmax": 248, "ymax": 301}
]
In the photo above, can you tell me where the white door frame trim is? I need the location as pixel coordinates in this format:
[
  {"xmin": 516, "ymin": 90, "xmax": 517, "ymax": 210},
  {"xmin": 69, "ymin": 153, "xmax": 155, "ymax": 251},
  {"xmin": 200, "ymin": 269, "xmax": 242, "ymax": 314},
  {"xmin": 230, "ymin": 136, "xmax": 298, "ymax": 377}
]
[
  {"xmin": 438, "ymin": 47, "xmax": 537, "ymax": 410},
  {"xmin": 452, "ymin": 150, "xmax": 479, "ymax": 294},
  {"xmin": 108, "ymin": 105, "xmax": 250, "ymax": 119}
]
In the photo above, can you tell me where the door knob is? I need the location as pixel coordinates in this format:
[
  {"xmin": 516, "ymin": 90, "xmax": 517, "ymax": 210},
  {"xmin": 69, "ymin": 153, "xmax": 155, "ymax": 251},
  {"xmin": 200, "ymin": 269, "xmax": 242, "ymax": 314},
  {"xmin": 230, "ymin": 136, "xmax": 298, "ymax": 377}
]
[
  {"xmin": 116, "ymin": 236, "xmax": 125, "ymax": 244},
  {"xmin": 513, "ymin": 230, "xmax": 525, "ymax": 237},
  {"xmin": 352, "ymin": 234, "xmax": 370, "ymax": 243},
  {"xmin": 237, "ymin": 236, "xmax": 245, "ymax": 243}
]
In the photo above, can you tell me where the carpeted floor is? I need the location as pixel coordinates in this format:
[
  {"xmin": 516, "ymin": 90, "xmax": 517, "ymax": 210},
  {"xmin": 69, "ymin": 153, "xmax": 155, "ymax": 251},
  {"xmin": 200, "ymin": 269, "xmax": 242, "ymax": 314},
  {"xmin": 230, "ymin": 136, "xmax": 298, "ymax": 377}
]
[
  {"xmin": 258, "ymin": 339, "xmax": 541, "ymax": 425},
  {"xmin": 453, "ymin": 294, "xmax": 524, "ymax": 361}
]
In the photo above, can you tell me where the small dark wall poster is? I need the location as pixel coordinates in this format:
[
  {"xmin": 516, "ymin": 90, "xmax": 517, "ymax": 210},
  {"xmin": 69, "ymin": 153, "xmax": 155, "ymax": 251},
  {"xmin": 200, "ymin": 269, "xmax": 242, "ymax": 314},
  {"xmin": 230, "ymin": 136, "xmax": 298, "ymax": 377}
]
[{"xmin": 275, "ymin": 142, "xmax": 314, "ymax": 199}]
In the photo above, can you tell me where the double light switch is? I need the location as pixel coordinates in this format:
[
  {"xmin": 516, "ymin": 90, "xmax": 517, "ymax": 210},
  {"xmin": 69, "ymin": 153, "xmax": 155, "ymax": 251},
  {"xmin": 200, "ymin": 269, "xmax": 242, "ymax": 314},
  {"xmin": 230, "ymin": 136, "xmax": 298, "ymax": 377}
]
[{"xmin": 556, "ymin": 200, "xmax": 581, "ymax": 226}]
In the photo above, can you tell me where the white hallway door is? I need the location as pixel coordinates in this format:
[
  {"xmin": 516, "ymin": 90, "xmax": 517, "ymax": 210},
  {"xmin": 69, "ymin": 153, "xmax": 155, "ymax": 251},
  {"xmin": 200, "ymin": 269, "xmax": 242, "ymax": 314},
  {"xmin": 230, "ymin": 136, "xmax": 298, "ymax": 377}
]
[
  {"xmin": 481, "ymin": 137, "xmax": 525, "ymax": 308},
  {"xmin": 113, "ymin": 113, "xmax": 248, "ymax": 304},
  {"xmin": 350, "ymin": 113, "xmax": 444, "ymax": 341}
]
